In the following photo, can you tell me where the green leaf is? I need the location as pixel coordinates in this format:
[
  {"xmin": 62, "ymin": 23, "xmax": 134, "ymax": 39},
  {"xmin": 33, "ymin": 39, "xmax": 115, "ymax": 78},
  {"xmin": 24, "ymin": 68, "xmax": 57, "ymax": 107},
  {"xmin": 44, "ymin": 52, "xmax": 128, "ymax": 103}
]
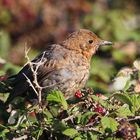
[
  {"xmin": 47, "ymin": 90, "xmax": 68, "ymax": 110},
  {"xmin": 87, "ymin": 132, "xmax": 98, "ymax": 140},
  {"xmin": 130, "ymin": 95, "xmax": 140, "ymax": 113},
  {"xmin": 62, "ymin": 128, "xmax": 78, "ymax": 137},
  {"xmin": 74, "ymin": 137, "xmax": 82, "ymax": 140},
  {"xmin": 49, "ymin": 106, "xmax": 60, "ymax": 117},
  {"xmin": 112, "ymin": 93, "xmax": 133, "ymax": 108},
  {"xmin": 0, "ymin": 129, "xmax": 9, "ymax": 137},
  {"xmin": 80, "ymin": 112, "xmax": 95, "ymax": 125},
  {"xmin": 116, "ymin": 106, "xmax": 133, "ymax": 118},
  {"xmin": 101, "ymin": 117, "xmax": 119, "ymax": 132},
  {"xmin": 43, "ymin": 108, "xmax": 53, "ymax": 122},
  {"xmin": 92, "ymin": 95, "xmax": 114, "ymax": 109},
  {"xmin": 136, "ymin": 124, "xmax": 140, "ymax": 138},
  {"xmin": 124, "ymin": 80, "xmax": 131, "ymax": 91}
]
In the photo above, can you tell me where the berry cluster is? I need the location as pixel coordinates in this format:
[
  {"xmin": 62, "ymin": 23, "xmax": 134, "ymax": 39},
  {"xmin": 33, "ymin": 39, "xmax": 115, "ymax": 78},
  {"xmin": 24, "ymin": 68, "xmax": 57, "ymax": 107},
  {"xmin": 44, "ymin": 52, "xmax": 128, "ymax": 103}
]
[{"xmin": 117, "ymin": 120, "xmax": 137, "ymax": 140}]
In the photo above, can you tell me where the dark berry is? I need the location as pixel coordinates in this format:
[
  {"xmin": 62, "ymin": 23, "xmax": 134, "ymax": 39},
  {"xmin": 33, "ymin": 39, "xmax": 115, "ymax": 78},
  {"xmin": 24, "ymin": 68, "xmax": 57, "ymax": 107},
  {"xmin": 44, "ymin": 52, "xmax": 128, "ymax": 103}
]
[
  {"xmin": 75, "ymin": 90, "xmax": 83, "ymax": 98},
  {"xmin": 95, "ymin": 106, "xmax": 104, "ymax": 114}
]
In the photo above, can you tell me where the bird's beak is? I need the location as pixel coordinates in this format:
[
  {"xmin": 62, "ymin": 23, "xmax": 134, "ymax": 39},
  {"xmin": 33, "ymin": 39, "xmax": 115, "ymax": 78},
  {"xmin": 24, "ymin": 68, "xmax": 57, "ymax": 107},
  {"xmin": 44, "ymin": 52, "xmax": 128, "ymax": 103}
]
[{"xmin": 99, "ymin": 40, "xmax": 113, "ymax": 46}]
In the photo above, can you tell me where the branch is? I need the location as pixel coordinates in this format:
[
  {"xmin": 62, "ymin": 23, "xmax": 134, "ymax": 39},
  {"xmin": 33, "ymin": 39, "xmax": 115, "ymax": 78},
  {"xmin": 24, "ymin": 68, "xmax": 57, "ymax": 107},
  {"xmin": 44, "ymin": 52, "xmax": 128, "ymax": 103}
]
[
  {"xmin": 62, "ymin": 111, "xmax": 79, "ymax": 122},
  {"xmin": 24, "ymin": 47, "xmax": 44, "ymax": 106},
  {"xmin": 75, "ymin": 125, "xmax": 99, "ymax": 132}
]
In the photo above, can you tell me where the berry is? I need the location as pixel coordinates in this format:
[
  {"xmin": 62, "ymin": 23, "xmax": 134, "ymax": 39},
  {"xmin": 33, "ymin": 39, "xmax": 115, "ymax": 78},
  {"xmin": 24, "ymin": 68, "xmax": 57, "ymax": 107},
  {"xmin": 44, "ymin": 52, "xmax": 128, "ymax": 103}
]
[
  {"xmin": 96, "ymin": 93, "xmax": 102, "ymax": 97},
  {"xmin": 88, "ymin": 117, "xmax": 94, "ymax": 123},
  {"xmin": 0, "ymin": 75, "xmax": 8, "ymax": 81},
  {"xmin": 28, "ymin": 111, "xmax": 36, "ymax": 117},
  {"xmin": 94, "ymin": 105, "xmax": 104, "ymax": 114},
  {"xmin": 75, "ymin": 90, "xmax": 83, "ymax": 98}
]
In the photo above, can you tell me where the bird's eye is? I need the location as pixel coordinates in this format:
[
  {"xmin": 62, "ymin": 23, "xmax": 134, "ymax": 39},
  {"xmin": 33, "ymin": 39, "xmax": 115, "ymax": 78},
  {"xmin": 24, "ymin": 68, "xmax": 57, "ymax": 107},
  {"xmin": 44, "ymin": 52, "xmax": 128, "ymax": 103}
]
[{"xmin": 88, "ymin": 40, "xmax": 93, "ymax": 44}]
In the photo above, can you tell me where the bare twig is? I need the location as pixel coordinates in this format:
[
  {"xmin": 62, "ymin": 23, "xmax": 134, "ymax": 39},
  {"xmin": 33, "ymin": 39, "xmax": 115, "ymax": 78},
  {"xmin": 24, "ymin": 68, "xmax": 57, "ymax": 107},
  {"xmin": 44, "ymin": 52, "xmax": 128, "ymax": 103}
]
[
  {"xmin": 128, "ymin": 116, "xmax": 140, "ymax": 121},
  {"xmin": 23, "ymin": 73, "xmax": 39, "ymax": 96},
  {"xmin": 62, "ymin": 111, "xmax": 79, "ymax": 122},
  {"xmin": 75, "ymin": 125, "xmax": 99, "ymax": 132},
  {"xmin": 24, "ymin": 47, "xmax": 44, "ymax": 106},
  {"xmin": 69, "ymin": 101, "xmax": 85, "ymax": 109}
]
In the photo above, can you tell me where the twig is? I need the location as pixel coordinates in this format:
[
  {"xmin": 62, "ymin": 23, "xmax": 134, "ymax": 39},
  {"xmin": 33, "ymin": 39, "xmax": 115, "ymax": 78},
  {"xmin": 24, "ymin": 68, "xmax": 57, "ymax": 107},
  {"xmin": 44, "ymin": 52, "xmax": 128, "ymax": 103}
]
[
  {"xmin": 23, "ymin": 73, "xmax": 39, "ymax": 96},
  {"xmin": 128, "ymin": 116, "xmax": 140, "ymax": 121},
  {"xmin": 24, "ymin": 47, "xmax": 44, "ymax": 107},
  {"xmin": 75, "ymin": 125, "xmax": 99, "ymax": 132},
  {"xmin": 62, "ymin": 111, "xmax": 79, "ymax": 122},
  {"xmin": 68, "ymin": 101, "xmax": 85, "ymax": 109}
]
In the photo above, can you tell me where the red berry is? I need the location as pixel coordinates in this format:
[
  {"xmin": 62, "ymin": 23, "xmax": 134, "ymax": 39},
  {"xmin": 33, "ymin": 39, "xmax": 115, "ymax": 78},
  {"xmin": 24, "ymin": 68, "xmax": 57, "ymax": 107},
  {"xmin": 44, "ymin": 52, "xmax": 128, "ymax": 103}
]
[
  {"xmin": 95, "ymin": 106, "xmax": 104, "ymax": 114},
  {"xmin": 28, "ymin": 111, "xmax": 36, "ymax": 117},
  {"xmin": 96, "ymin": 93, "xmax": 102, "ymax": 97},
  {"xmin": 0, "ymin": 75, "xmax": 8, "ymax": 81},
  {"xmin": 75, "ymin": 90, "xmax": 83, "ymax": 98}
]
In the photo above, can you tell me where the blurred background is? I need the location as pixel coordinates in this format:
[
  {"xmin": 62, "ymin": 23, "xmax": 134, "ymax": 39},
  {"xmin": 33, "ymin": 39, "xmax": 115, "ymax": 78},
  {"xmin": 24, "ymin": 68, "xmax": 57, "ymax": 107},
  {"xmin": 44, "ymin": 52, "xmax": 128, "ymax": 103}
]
[{"xmin": 0, "ymin": 0, "xmax": 140, "ymax": 94}]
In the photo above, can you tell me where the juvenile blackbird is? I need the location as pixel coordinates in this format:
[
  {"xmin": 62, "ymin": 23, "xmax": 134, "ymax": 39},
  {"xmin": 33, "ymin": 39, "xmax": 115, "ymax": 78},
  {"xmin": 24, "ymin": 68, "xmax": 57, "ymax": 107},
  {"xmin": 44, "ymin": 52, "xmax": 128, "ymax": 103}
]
[{"xmin": 5, "ymin": 29, "xmax": 112, "ymax": 103}]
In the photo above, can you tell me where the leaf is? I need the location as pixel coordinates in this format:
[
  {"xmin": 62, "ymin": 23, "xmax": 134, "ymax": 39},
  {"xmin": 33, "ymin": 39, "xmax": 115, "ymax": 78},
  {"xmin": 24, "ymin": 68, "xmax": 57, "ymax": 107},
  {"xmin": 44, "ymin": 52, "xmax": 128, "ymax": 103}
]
[
  {"xmin": 87, "ymin": 132, "xmax": 98, "ymax": 140},
  {"xmin": 112, "ymin": 93, "xmax": 133, "ymax": 108},
  {"xmin": 43, "ymin": 108, "xmax": 53, "ymax": 122},
  {"xmin": 0, "ymin": 129, "xmax": 9, "ymax": 137},
  {"xmin": 80, "ymin": 112, "xmax": 95, "ymax": 125},
  {"xmin": 92, "ymin": 95, "xmax": 114, "ymax": 109},
  {"xmin": 116, "ymin": 106, "xmax": 133, "ymax": 118},
  {"xmin": 74, "ymin": 137, "xmax": 82, "ymax": 140},
  {"xmin": 136, "ymin": 124, "xmax": 140, "ymax": 138},
  {"xmin": 130, "ymin": 95, "xmax": 140, "ymax": 113},
  {"xmin": 47, "ymin": 90, "xmax": 68, "ymax": 110},
  {"xmin": 62, "ymin": 128, "xmax": 78, "ymax": 137},
  {"xmin": 49, "ymin": 106, "xmax": 59, "ymax": 117},
  {"xmin": 101, "ymin": 117, "xmax": 119, "ymax": 132}
]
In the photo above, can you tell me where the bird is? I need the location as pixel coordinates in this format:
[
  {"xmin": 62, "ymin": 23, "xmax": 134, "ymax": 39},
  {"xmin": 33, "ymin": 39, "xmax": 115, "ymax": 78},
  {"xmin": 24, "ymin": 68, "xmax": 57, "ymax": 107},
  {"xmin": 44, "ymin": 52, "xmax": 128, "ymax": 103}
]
[{"xmin": 1, "ymin": 29, "xmax": 112, "ymax": 104}]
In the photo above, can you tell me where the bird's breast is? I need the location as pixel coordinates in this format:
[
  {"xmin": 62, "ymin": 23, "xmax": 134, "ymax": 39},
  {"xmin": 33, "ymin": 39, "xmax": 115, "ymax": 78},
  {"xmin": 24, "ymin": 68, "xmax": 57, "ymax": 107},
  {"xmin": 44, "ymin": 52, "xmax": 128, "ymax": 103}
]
[{"xmin": 42, "ymin": 49, "xmax": 90, "ymax": 98}]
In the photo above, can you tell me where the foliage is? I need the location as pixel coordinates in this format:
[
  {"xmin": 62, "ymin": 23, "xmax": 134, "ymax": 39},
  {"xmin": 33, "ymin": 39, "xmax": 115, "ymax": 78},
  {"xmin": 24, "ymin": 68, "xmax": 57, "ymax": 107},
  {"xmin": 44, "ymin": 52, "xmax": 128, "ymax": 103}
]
[{"xmin": 0, "ymin": 60, "xmax": 140, "ymax": 139}]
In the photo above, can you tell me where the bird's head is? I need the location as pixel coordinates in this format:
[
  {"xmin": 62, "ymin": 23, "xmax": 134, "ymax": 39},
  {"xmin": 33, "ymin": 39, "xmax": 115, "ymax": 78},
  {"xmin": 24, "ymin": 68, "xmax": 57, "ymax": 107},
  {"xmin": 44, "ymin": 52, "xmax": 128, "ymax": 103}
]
[{"xmin": 62, "ymin": 29, "xmax": 112, "ymax": 59}]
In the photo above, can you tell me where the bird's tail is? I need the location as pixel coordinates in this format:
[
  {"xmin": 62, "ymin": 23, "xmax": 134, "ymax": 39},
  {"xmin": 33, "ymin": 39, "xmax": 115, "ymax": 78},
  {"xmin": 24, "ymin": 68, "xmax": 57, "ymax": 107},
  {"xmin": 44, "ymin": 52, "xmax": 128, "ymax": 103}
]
[{"xmin": 0, "ymin": 75, "xmax": 16, "ymax": 93}]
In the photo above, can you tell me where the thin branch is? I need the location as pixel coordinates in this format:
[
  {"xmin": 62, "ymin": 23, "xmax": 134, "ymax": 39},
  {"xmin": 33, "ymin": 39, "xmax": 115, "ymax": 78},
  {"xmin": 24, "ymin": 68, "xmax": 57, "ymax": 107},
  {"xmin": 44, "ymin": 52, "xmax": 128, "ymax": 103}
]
[
  {"xmin": 116, "ymin": 116, "xmax": 140, "ymax": 123},
  {"xmin": 23, "ymin": 73, "xmax": 39, "ymax": 96},
  {"xmin": 24, "ymin": 47, "xmax": 43, "ymax": 105},
  {"xmin": 62, "ymin": 111, "xmax": 79, "ymax": 122},
  {"xmin": 128, "ymin": 116, "xmax": 140, "ymax": 121},
  {"xmin": 76, "ymin": 125, "xmax": 99, "ymax": 132}
]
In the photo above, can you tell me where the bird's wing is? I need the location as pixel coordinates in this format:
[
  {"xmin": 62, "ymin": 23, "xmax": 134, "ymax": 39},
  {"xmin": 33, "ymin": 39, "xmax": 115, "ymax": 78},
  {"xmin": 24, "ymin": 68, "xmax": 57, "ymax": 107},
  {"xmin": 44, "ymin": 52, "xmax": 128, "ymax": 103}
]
[{"xmin": 6, "ymin": 45, "xmax": 65, "ymax": 103}]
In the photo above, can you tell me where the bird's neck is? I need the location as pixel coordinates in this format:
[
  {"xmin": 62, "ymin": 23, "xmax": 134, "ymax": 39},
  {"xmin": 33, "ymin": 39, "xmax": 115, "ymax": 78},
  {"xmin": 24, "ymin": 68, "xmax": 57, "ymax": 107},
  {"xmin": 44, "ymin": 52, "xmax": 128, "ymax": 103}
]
[{"xmin": 61, "ymin": 41, "xmax": 92, "ymax": 61}]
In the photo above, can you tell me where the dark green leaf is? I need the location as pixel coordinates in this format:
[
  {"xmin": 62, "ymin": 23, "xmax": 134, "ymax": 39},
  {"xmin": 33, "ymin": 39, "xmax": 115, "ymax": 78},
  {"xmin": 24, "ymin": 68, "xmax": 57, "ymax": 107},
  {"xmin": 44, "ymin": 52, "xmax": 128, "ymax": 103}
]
[
  {"xmin": 47, "ymin": 90, "xmax": 68, "ymax": 110},
  {"xmin": 112, "ymin": 93, "xmax": 133, "ymax": 108},
  {"xmin": 80, "ymin": 112, "xmax": 95, "ymax": 125}
]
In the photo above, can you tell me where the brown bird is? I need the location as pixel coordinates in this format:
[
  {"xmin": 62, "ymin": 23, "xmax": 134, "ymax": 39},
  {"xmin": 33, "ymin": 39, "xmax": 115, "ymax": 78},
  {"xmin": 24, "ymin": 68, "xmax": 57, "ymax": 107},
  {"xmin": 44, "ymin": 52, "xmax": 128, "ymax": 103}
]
[{"xmin": 4, "ymin": 29, "xmax": 112, "ymax": 104}]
